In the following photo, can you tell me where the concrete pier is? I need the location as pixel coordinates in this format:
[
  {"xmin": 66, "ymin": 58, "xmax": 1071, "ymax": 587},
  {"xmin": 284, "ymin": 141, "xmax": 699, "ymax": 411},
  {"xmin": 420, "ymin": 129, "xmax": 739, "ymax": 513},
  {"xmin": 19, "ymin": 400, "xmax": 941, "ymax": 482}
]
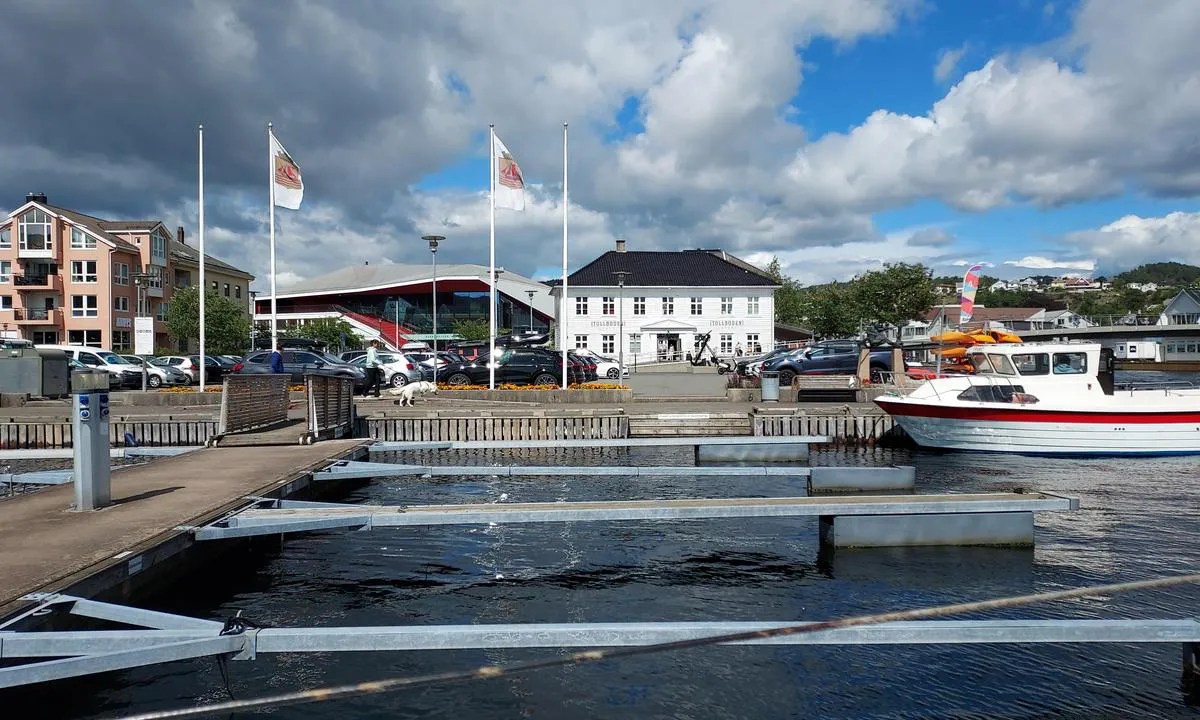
[
  {"xmin": 819, "ymin": 511, "xmax": 1036, "ymax": 548},
  {"xmin": 808, "ymin": 466, "xmax": 916, "ymax": 493}
]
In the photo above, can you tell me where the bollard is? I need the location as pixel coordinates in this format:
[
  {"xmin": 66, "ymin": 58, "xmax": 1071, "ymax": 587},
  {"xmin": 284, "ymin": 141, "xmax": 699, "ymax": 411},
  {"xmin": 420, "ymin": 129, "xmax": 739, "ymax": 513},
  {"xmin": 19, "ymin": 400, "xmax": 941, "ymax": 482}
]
[{"xmin": 71, "ymin": 370, "xmax": 112, "ymax": 511}]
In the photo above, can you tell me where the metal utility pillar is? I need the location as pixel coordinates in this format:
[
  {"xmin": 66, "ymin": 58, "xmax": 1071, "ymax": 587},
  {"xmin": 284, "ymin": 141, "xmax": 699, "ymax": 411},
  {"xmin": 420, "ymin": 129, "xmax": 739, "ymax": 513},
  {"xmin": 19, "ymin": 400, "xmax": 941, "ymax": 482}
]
[{"xmin": 71, "ymin": 371, "xmax": 111, "ymax": 511}]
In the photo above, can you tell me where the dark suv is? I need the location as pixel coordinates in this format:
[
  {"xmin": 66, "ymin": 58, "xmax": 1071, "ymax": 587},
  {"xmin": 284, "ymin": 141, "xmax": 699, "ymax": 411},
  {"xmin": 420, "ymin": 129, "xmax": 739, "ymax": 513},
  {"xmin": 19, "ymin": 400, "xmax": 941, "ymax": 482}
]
[
  {"xmin": 761, "ymin": 340, "xmax": 895, "ymax": 386},
  {"xmin": 234, "ymin": 350, "xmax": 368, "ymax": 391},
  {"xmin": 439, "ymin": 348, "xmax": 580, "ymax": 386}
]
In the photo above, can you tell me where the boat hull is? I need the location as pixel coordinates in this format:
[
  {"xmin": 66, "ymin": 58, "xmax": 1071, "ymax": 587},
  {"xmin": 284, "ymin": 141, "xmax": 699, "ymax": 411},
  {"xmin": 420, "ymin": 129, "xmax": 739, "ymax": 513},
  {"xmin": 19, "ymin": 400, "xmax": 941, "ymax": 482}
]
[{"xmin": 876, "ymin": 399, "xmax": 1200, "ymax": 455}]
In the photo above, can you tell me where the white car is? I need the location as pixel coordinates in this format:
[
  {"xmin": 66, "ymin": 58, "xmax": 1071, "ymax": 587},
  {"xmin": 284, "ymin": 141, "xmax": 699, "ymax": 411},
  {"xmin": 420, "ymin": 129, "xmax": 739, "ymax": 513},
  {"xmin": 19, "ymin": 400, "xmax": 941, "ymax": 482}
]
[
  {"xmin": 349, "ymin": 352, "xmax": 422, "ymax": 388},
  {"xmin": 574, "ymin": 349, "xmax": 628, "ymax": 379}
]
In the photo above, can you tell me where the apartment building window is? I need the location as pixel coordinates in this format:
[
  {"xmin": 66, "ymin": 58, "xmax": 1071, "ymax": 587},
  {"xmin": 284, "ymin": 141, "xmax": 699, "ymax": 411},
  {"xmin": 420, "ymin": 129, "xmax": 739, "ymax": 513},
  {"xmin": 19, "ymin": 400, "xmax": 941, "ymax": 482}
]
[
  {"xmin": 70, "ymin": 227, "xmax": 96, "ymax": 249},
  {"xmin": 112, "ymin": 331, "xmax": 131, "ymax": 352},
  {"xmin": 629, "ymin": 333, "xmax": 641, "ymax": 355},
  {"xmin": 235, "ymin": 285, "xmax": 242, "ymax": 299},
  {"xmin": 33, "ymin": 330, "xmax": 57, "ymax": 344},
  {"xmin": 601, "ymin": 334, "xmax": 615, "ymax": 354},
  {"xmin": 156, "ymin": 301, "xmax": 169, "ymax": 321},
  {"xmin": 71, "ymin": 295, "xmax": 98, "ymax": 318},
  {"xmin": 71, "ymin": 260, "xmax": 98, "ymax": 284},
  {"xmin": 574, "ymin": 335, "xmax": 588, "ymax": 350},
  {"xmin": 0, "ymin": 261, "xmax": 9, "ymax": 284},
  {"xmin": 113, "ymin": 262, "xmax": 129, "ymax": 285},
  {"xmin": 720, "ymin": 333, "xmax": 733, "ymax": 354},
  {"xmin": 151, "ymin": 228, "xmax": 168, "ymax": 261},
  {"xmin": 746, "ymin": 333, "xmax": 760, "ymax": 353},
  {"xmin": 747, "ymin": 296, "xmax": 760, "ymax": 315},
  {"xmin": 223, "ymin": 283, "xmax": 230, "ymax": 297},
  {"xmin": 690, "ymin": 297, "xmax": 702, "ymax": 315},
  {"xmin": 68, "ymin": 329, "xmax": 102, "ymax": 347},
  {"xmin": 18, "ymin": 209, "xmax": 52, "ymax": 251},
  {"xmin": 0, "ymin": 296, "xmax": 11, "ymax": 310},
  {"xmin": 720, "ymin": 297, "xmax": 734, "ymax": 315},
  {"xmin": 0, "ymin": 227, "xmax": 10, "ymax": 249},
  {"xmin": 633, "ymin": 297, "xmax": 646, "ymax": 315},
  {"xmin": 602, "ymin": 297, "xmax": 615, "ymax": 315},
  {"xmin": 148, "ymin": 265, "xmax": 163, "ymax": 290},
  {"xmin": 114, "ymin": 296, "xmax": 129, "ymax": 312},
  {"xmin": 575, "ymin": 297, "xmax": 588, "ymax": 315},
  {"xmin": 661, "ymin": 297, "xmax": 674, "ymax": 315}
]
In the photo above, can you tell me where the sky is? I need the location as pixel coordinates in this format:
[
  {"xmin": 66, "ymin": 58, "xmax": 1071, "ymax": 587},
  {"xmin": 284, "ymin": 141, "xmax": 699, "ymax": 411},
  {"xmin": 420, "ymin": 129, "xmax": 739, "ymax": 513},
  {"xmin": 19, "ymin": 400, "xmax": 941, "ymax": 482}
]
[{"xmin": 3, "ymin": 0, "xmax": 1200, "ymax": 290}]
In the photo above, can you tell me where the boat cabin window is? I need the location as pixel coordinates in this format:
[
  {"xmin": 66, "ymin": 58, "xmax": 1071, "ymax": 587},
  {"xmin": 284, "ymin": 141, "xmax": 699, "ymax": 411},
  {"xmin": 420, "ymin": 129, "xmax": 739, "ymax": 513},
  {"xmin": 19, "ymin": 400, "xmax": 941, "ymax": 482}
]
[
  {"xmin": 957, "ymin": 384, "xmax": 1035, "ymax": 403},
  {"xmin": 986, "ymin": 354, "xmax": 1017, "ymax": 375},
  {"xmin": 1011, "ymin": 353, "xmax": 1050, "ymax": 375},
  {"xmin": 1052, "ymin": 352, "xmax": 1088, "ymax": 375},
  {"xmin": 969, "ymin": 352, "xmax": 994, "ymax": 373}
]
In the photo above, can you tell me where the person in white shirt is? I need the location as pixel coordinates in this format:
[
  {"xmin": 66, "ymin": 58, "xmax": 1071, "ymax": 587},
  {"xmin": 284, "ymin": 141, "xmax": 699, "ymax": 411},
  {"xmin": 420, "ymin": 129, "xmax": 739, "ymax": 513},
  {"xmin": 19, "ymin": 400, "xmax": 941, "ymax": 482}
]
[{"xmin": 364, "ymin": 339, "xmax": 382, "ymax": 397}]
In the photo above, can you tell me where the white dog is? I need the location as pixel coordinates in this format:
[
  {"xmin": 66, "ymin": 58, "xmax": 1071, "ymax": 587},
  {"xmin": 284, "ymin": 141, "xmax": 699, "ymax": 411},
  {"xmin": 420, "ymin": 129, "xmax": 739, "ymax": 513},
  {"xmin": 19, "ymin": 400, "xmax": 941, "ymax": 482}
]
[{"xmin": 389, "ymin": 380, "xmax": 438, "ymax": 406}]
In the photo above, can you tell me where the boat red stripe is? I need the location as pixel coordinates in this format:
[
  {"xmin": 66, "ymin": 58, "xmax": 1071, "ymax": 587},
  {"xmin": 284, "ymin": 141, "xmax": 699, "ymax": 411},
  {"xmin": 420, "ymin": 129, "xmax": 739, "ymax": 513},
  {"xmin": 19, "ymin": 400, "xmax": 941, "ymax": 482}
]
[{"xmin": 874, "ymin": 399, "xmax": 1200, "ymax": 424}]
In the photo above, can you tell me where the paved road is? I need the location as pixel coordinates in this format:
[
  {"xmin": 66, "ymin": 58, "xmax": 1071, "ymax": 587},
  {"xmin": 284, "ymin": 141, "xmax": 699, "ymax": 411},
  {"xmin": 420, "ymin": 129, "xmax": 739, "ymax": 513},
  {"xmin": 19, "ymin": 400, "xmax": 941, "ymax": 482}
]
[{"xmin": 627, "ymin": 372, "xmax": 728, "ymax": 397}]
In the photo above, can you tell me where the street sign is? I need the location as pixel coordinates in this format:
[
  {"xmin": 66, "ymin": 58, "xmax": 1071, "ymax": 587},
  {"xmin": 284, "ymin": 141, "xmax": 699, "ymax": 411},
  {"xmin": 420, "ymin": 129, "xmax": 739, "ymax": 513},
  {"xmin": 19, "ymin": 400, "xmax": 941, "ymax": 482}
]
[{"xmin": 134, "ymin": 316, "xmax": 155, "ymax": 356}]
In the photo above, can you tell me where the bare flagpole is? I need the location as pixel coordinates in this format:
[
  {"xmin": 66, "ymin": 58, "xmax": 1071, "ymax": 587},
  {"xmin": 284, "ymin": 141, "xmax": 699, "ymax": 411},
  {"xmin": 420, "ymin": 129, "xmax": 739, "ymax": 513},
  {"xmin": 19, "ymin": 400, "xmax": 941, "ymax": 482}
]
[
  {"xmin": 561, "ymin": 123, "xmax": 568, "ymax": 390},
  {"xmin": 268, "ymin": 123, "xmax": 278, "ymax": 348},
  {"xmin": 488, "ymin": 124, "xmax": 497, "ymax": 390},
  {"xmin": 198, "ymin": 123, "xmax": 206, "ymax": 389}
]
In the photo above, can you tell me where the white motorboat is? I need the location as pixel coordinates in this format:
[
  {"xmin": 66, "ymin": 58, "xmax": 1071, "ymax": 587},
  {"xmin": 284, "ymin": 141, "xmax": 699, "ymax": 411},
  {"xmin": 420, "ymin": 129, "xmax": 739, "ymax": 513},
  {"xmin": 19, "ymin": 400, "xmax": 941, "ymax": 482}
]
[{"xmin": 874, "ymin": 341, "xmax": 1200, "ymax": 456}]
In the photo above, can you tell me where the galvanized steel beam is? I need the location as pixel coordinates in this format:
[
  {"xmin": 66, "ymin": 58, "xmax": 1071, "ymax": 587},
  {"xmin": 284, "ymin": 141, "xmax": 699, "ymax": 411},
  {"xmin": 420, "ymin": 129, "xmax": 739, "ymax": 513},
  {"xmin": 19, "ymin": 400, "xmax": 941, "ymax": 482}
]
[
  {"xmin": 315, "ymin": 459, "xmax": 814, "ymax": 480},
  {"xmin": 369, "ymin": 436, "xmax": 829, "ymax": 452},
  {"xmin": 0, "ymin": 635, "xmax": 244, "ymax": 689}
]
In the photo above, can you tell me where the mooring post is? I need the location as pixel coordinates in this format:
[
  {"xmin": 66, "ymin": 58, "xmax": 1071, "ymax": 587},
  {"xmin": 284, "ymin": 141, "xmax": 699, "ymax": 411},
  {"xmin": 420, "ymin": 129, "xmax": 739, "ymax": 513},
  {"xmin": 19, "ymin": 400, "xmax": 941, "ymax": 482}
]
[
  {"xmin": 1184, "ymin": 641, "xmax": 1199, "ymax": 699},
  {"xmin": 71, "ymin": 370, "xmax": 112, "ymax": 511}
]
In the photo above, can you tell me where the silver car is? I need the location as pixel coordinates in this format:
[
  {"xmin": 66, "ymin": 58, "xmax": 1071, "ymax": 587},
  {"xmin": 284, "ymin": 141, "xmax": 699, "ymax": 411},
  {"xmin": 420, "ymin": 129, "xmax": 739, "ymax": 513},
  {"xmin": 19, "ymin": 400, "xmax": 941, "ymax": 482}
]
[{"xmin": 350, "ymin": 351, "xmax": 422, "ymax": 388}]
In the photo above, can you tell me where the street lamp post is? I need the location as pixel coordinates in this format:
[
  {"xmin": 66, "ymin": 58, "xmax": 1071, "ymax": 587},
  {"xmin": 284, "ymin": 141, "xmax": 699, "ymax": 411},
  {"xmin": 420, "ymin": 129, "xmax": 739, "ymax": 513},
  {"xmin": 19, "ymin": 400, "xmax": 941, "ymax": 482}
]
[
  {"xmin": 526, "ymin": 290, "xmax": 535, "ymax": 331},
  {"xmin": 249, "ymin": 290, "xmax": 259, "ymax": 350},
  {"xmin": 421, "ymin": 234, "xmax": 445, "ymax": 384},
  {"xmin": 611, "ymin": 271, "xmax": 629, "ymax": 380},
  {"xmin": 131, "ymin": 271, "xmax": 152, "ymax": 392}
]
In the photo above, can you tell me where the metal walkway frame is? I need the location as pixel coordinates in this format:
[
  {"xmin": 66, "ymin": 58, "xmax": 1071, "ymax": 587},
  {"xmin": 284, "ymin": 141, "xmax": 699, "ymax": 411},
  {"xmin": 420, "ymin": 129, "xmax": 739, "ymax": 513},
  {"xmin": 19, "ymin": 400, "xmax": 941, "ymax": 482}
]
[
  {"xmin": 1, "ymin": 595, "xmax": 1197, "ymax": 690},
  {"xmin": 369, "ymin": 435, "xmax": 829, "ymax": 452}
]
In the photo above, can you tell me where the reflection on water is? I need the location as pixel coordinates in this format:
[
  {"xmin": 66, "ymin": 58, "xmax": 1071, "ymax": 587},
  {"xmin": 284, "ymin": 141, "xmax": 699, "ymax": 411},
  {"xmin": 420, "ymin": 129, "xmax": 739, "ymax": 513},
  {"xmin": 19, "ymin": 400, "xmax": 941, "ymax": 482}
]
[{"xmin": 9, "ymin": 447, "xmax": 1200, "ymax": 719}]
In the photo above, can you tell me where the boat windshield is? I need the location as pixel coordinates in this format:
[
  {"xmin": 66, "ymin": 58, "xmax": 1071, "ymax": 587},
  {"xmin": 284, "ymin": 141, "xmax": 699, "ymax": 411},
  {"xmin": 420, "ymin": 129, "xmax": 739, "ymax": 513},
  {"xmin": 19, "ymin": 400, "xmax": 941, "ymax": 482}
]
[
  {"xmin": 1011, "ymin": 353, "xmax": 1050, "ymax": 375},
  {"xmin": 970, "ymin": 352, "xmax": 994, "ymax": 373},
  {"xmin": 986, "ymin": 353, "xmax": 1017, "ymax": 376}
]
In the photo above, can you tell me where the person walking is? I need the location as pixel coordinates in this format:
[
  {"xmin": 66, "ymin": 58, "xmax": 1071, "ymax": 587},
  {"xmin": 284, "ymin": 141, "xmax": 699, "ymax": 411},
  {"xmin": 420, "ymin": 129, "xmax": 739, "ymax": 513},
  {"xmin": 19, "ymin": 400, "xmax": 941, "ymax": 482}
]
[
  {"xmin": 269, "ymin": 345, "xmax": 285, "ymax": 374},
  {"xmin": 364, "ymin": 339, "xmax": 382, "ymax": 397}
]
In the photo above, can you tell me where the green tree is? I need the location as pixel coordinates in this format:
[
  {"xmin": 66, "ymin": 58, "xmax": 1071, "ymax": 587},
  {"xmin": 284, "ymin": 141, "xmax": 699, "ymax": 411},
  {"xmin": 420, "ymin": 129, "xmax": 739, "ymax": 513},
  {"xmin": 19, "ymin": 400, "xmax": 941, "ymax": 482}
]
[
  {"xmin": 166, "ymin": 287, "xmax": 251, "ymax": 355},
  {"xmin": 452, "ymin": 317, "xmax": 490, "ymax": 342},
  {"xmin": 801, "ymin": 283, "xmax": 859, "ymax": 337},
  {"xmin": 765, "ymin": 257, "xmax": 806, "ymax": 326},
  {"xmin": 850, "ymin": 262, "xmax": 936, "ymax": 327},
  {"xmin": 287, "ymin": 317, "xmax": 364, "ymax": 352}
]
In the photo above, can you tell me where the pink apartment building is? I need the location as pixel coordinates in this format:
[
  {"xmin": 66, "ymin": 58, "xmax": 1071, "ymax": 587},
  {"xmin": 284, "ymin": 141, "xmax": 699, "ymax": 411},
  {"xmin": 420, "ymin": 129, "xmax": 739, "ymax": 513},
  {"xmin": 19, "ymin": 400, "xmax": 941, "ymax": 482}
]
[{"xmin": 0, "ymin": 193, "xmax": 252, "ymax": 352}]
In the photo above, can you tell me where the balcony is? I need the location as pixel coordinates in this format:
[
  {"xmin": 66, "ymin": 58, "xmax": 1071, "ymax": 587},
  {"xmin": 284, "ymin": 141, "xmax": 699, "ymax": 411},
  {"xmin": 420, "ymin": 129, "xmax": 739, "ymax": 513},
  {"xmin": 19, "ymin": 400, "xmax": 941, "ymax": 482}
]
[
  {"xmin": 17, "ymin": 241, "xmax": 55, "ymax": 260},
  {"xmin": 12, "ymin": 308, "xmax": 62, "ymax": 325},
  {"xmin": 13, "ymin": 273, "xmax": 60, "ymax": 292}
]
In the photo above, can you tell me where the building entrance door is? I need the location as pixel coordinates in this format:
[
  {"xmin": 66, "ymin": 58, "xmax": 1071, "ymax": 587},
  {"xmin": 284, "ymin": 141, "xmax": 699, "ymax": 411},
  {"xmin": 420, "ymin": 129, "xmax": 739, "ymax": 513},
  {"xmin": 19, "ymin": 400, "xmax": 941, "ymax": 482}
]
[{"xmin": 657, "ymin": 333, "xmax": 681, "ymax": 361}]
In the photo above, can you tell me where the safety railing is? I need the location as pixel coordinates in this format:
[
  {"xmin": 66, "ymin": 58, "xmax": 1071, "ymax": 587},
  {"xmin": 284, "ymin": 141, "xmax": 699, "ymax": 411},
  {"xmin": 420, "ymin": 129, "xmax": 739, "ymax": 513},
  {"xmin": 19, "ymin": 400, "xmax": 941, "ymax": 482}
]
[
  {"xmin": 218, "ymin": 374, "xmax": 290, "ymax": 435},
  {"xmin": 305, "ymin": 374, "xmax": 355, "ymax": 443}
]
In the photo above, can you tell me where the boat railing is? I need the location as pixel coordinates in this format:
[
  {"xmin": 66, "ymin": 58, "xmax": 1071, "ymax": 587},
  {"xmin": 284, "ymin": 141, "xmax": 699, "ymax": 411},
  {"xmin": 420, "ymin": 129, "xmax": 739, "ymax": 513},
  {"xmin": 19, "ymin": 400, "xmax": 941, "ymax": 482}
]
[
  {"xmin": 1113, "ymin": 380, "xmax": 1199, "ymax": 395},
  {"xmin": 922, "ymin": 372, "xmax": 1024, "ymax": 402}
]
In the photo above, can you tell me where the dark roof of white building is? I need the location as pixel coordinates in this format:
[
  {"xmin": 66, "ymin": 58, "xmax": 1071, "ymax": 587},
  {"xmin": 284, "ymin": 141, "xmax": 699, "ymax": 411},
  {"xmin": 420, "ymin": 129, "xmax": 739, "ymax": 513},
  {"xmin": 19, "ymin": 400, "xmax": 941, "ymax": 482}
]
[{"xmin": 567, "ymin": 249, "xmax": 777, "ymax": 287}]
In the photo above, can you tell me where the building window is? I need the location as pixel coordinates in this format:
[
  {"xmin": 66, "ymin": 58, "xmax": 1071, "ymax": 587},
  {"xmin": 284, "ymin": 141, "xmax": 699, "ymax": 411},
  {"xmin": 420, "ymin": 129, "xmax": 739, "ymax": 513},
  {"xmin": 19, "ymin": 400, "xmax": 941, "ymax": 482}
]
[
  {"xmin": 602, "ymin": 297, "xmax": 615, "ymax": 315},
  {"xmin": 721, "ymin": 297, "xmax": 734, "ymax": 315},
  {"xmin": 33, "ymin": 330, "xmax": 57, "ymax": 344},
  {"xmin": 113, "ymin": 262, "xmax": 129, "ymax": 285},
  {"xmin": 633, "ymin": 297, "xmax": 646, "ymax": 315},
  {"xmin": 690, "ymin": 297, "xmax": 702, "ymax": 315},
  {"xmin": 71, "ymin": 260, "xmax": 98, "ymax": 284},
  {"xmin": 156, "ymin": 301, "xmax": 169, "ymax": 321},
  {"xmin": 235, "ymin": 285, "xmax": 242, "ymax": 299},
  {"xmin": 71, "ymin": 295, "xmax": 98, "ymax": 318},
  {"xmin": 112, "ymin": 331, "xmax": 131, "ymax": 352},
  {"xmin": 720, "ymin": 333, "xmax": 733, "ymax": 354},
  {"xmin": 70, "ymin": 227, "xmax": 96, "ymax": 249},
  {"xmin": 574, "ymin": 335, "xmax": 588, "ymax": 350},
  {"xmin": 151, "ymin": 228, "xmax": 168, "ymax": 260},
  {"xmin": 746, "ymin": 333, "xmax": 760, "ymax": 353},
  {"xmin": 114, "ymin": 296, "xmax": 129, "ymax": 312},
  {"xmin": 0, "ymin": 227, "xmax": 10, "ymax": 249},
  {"xmin": 575, "ymin": 297, "xmax": 588, "ymax": 315},
  {"xmin": 223, "ymin": 283, "xmax": 230, "ymax": 297},
  {"xmin": 211, "ymin": 280, "xmax": 218, "ymax": 291},
  {"xmin": 748, "ymin": 297, "xmax": 760, "ymax": 315},
  {"xmin": 661, "ymin": 297, "xmax": 674, "ymax": 315},
  {"xmin": 601, "ymin": 334, "xmax": 615, "ymax": 354},
  {"xmin": 147, "ymin": 265, "xmax": 164, "ymax": 290},
  {"xmin": 0, "ymin": 261, "xmax": 9, "ymax": 284},
  {"xmin": 0, "ymin": 296, "xmax": 11, "ymax": 310},
  {"xmin": 629, "ymin": 333, "xmax": 641, "ymax": 355},
  {"xmin": 68, "ymin": 329, "xmax": 102, "ymax": 347},
  {"xmin": 1170, "ymin": 314, "xmax": 1200, "ymax": 325},
  {"xmin": 18, "ymin": 209, "xmax": 52, "ymax": 251}
]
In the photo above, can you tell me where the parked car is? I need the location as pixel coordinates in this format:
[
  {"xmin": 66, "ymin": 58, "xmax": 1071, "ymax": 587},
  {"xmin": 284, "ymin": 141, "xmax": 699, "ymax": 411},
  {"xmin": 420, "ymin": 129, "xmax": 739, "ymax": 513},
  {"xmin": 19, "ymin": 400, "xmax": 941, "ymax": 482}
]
[
  {"xmin": 234, "ymin": 349, "xmax": 367, "ymax": 390},
  {"xmin": 438, "ymin": 348, "xmax": 574, "ymax": 386},
  {"xmin": 68, "ymin": 357, "xmax": 122, "ymax": 390},
  {"xmin": 736, "ymin": 346, "xmax": 793, "ymax": 377},
  {"xmin": 36, "ymin": 344, "xmax": 143, "ymax": 388},
  {"xmin": 152, "ymin": 356, "xmax": 201, "ymax": 382},
  {"xmin": 348, "ymin": 351, "xmax": 422, "ymax": 388},
  {"xmin": 339, "ymin": 350, "xmax": 368, "ymax": 362},
  {"xmin": 572, "ymin": 349, "xmax": 628, "ymax": 379},
  {"xmin": 761, "ymin": 340, "xmax": 896, "ymax": 386},
  {"xmin": 118, "ymin": 355, "xmax": 191, "ymax": 388}
]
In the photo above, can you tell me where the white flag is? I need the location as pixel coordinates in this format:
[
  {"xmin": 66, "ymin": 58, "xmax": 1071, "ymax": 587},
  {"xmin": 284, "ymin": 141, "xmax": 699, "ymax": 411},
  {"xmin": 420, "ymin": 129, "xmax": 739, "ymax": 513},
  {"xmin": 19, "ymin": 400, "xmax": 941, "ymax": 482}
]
[
  {"xmin": 492, "ymin": 132, "xmax": 525, "ymax": 211},
  {"xmin": 271, "ymin": 131, "xmax": 304, "ymax": 210}
]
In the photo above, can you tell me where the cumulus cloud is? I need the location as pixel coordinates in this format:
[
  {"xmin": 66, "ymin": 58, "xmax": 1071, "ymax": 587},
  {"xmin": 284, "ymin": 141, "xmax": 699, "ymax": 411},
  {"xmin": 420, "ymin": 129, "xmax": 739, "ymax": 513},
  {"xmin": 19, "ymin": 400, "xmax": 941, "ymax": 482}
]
[
  {"xmin": 906, "ymin": 228, "xmax": 956, "ymax": 247},
  {"xmin": 1065, "ymin": 210, "xmax": 1200, "ymax": 273},
  {"xmin": 933, "ymin": 43, "xmax": 967, "ymax": 83},
  {"xmin": 1003, "ymin": 255, "xmax": 1097, "ymax": 271}
]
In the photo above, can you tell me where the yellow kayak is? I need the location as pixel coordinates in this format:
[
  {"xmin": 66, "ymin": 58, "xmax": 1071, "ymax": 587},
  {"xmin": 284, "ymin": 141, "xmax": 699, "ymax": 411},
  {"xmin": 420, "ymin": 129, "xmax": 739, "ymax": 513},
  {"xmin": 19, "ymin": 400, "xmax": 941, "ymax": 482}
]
[
  {"xmin": 936, "ymin": 346, "xmax": 968, "ymax": 359},
  {"xmin": 986, "ymin": 329, "xmax": 1022, "ymax": 343},
  {"xmin": 931, "ymin": 330, "xmax": 974, "ymax": 344},
  {"xmin": 968, "ymin": 333, "xmax": 997, "ymax": 344}
]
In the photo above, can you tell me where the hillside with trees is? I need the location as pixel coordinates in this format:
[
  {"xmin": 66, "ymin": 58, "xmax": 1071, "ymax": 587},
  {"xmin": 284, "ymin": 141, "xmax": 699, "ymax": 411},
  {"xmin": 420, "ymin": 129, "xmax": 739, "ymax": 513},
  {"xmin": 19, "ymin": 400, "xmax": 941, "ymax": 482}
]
[{"xmin": 1115, "ymin": 262, "xmax": 1200, "ymax": 286}]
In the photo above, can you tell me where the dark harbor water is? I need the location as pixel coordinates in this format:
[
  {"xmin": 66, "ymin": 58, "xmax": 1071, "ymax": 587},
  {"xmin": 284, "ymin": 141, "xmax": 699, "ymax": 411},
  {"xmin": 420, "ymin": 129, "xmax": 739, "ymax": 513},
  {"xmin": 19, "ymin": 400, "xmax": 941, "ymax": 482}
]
[{"xmin": 15, "ymin": 443, "xmax": 1200, "ymax": 720}]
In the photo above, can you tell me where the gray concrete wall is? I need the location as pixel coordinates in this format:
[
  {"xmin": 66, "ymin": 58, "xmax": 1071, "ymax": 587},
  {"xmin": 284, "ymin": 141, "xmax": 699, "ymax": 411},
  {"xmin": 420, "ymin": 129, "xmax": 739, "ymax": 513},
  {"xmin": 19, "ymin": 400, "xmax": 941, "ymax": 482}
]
[{"xmin": 434, "ymin": 389, "xmax": 634, "ymax": 404}]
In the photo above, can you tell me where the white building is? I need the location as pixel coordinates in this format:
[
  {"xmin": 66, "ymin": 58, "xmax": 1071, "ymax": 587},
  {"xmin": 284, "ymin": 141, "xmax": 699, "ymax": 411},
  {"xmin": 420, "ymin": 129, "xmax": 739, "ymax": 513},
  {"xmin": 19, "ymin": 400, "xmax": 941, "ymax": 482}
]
[{"xmin": 553, "ymin": 242, "xmax": 777, "ymax": 363}]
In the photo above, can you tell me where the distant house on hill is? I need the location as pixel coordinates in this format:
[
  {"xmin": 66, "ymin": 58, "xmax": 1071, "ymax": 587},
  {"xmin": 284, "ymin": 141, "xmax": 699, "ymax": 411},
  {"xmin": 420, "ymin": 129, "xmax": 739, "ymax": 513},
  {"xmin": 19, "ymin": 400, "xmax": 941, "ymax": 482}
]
[
  {"xmin": 899, "ymin": 306, "xmax": 1048, "ymax": 343},
  {"xmin": 1127, "ymin": 282, "xmax": 1160, "ymax": 292},
  {"xmin": 1041, "ymin": 309, "xmax": 1094, "ymax": 329}
]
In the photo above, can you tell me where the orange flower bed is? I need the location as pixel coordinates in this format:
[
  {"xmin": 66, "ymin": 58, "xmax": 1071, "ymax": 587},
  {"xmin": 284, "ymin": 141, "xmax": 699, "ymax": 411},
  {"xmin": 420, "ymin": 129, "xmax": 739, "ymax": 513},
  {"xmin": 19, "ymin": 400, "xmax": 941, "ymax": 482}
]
[
  {"xmin": 156, "ymin": 386, "xmax": 223, "ymax": 393},
  {"xmin": 435, "ymin": 383, "xmax": 628, "ymax": 391}
]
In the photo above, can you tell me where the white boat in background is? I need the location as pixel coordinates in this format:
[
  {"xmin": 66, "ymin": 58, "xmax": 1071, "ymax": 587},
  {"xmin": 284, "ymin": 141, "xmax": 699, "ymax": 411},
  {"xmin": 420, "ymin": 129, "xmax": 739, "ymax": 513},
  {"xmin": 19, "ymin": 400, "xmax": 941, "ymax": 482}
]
[{"xmin": 874, "ymin": 341, "xmax": 1200, "ymax": 456}]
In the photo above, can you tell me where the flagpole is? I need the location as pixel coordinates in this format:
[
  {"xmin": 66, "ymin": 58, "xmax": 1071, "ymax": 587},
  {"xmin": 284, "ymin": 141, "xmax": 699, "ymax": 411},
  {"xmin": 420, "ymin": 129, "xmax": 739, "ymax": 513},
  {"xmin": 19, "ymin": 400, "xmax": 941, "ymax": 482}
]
[
  {"xmin": 268, "ymin": 122, "xmax": 278, "ymax": 349},
  {"xmin": 488, "ymin": 124, "xmax": 497, "ymax": 390},
  {"xmin": 198, "ymin": 123, "xmax": 206, "ymax": 390},
  {"xmin": 561, "ymin": 122, "xmax": 568, "ymax": 391}
]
